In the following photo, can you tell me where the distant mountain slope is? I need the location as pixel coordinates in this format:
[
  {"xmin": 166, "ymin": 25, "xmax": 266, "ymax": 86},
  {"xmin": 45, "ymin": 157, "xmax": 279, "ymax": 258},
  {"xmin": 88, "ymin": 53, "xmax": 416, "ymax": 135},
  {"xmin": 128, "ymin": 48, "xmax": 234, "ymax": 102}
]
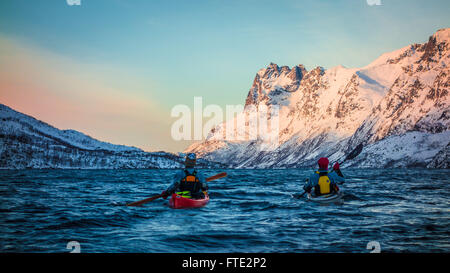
[
  {"xmin": 0, "ymin": 104, "xmax": 141, "ymax": 152},
  {"xmin": 0, "ymin": 104, "xmax": 220, "ymax": 169},
  {"xmin": 186, "ymin": 28, "xmax": 450, "ymax": 168}
]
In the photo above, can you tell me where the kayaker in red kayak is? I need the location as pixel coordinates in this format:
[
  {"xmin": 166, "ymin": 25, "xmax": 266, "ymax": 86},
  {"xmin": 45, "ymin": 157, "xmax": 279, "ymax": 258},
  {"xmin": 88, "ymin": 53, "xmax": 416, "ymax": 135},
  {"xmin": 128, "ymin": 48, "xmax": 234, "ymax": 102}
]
[
  {"xmin": 303, "ymin": 157, "xmax": 345, "ymax": 196},
  {"xmin": 161, "ymin": 153, "xmax": 208, "ymax": 200}
]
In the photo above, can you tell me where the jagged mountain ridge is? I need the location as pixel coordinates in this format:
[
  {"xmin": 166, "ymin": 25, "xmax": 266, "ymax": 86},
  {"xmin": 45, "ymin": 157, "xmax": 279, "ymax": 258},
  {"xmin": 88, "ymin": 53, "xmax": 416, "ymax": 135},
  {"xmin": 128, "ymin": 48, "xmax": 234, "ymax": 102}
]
[
  {"xmin": 0, "ymin": 104, "xmax": 221, "ymax": 169},
  {"xmin": 186, "ymin": 28, "xmax": 450, "ymax": 168}
]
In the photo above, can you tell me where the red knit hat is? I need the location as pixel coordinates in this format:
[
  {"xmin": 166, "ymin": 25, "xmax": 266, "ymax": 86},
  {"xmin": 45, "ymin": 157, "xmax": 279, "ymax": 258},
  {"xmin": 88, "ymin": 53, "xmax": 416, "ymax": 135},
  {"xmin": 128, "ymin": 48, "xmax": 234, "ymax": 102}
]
[{"xmin": 318, "ymin": 157, "xmax": 329, "ymax": 170}]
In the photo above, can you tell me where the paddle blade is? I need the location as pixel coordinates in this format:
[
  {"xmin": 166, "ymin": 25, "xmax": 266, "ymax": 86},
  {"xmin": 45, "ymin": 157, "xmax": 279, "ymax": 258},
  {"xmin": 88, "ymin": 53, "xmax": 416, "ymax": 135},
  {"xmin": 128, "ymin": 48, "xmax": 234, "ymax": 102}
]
[
  {"xmin": 206, "ymin": 172, "xmax": 227, "ymax": 182},
  {"xmin": 345, "ymin": 143, "xmax": 363, "ymax": 161},
  {"xmin": 126, "ymin": 194, "xmax": 163, "ymax": 207},
  {"xmin": 292, "ymin": 191, "xmax": 307, "ymax": 199}
]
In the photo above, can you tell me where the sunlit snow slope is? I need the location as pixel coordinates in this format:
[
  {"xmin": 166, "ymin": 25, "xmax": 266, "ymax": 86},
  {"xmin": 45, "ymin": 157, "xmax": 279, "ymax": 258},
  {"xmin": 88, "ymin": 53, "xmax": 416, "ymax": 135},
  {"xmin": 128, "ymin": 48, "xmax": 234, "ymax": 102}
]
[{"xmin": 187, "ymin": 28, "xmax": 450, "ymax": 168}]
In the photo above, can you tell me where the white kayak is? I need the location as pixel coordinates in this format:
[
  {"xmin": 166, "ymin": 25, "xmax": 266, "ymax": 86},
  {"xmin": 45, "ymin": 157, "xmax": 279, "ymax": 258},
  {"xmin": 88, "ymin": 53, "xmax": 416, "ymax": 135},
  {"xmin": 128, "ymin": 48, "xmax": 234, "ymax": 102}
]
[{"xmin": 307, "ymin": 190, "xmax": 344, "ymax": 204}]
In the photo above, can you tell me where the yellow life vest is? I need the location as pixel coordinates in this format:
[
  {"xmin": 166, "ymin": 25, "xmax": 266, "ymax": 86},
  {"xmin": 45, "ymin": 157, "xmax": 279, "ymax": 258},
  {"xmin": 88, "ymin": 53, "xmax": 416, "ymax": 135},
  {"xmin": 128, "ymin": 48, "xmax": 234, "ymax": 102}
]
[{"xmin": 316, "ymin": 171, "xmax": 331, "ymax": 195}]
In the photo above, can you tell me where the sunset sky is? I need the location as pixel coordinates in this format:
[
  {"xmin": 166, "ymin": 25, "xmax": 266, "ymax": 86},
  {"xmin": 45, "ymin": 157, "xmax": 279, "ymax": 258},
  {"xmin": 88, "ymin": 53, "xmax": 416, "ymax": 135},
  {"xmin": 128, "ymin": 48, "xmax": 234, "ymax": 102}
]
[{"xmin": 0, "ymin": 0, "xmax": 449, "ymax": 152}]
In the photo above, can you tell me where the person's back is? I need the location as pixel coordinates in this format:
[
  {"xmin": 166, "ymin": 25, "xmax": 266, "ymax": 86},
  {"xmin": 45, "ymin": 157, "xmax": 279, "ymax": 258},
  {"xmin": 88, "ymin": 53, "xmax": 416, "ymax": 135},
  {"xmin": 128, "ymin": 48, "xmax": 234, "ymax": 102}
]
[
  {"xmin": 174, "ymin": 167, "xmax": 207, "ymax": 198},
  {"xmin": 162, "ymin": 153, "xmax": 208, "ymax": 199},
  {"xmin": 304, "ymin": 157, "xmax": 345, "ymax": 196}
]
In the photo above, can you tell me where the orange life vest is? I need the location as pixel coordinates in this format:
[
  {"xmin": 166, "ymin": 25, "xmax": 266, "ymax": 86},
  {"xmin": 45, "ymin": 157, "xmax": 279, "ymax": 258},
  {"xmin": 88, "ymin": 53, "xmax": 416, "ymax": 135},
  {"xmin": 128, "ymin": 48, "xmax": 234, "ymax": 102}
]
[{"xmin": 179, "ymin": 170, "xmax": 201, "ymax": 193}]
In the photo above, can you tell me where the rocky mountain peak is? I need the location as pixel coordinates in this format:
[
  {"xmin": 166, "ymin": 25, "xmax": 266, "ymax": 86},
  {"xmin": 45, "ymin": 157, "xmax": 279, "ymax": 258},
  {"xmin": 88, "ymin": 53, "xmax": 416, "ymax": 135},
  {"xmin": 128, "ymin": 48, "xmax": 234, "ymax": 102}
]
[
  {"xmin": 188, "ymin": 28, "xmax": 450, "ymax": 169},
  {"xmin": 432, "ymin": 28, "xmax": 450, "ymax": 44},
  {"xmin": 418, "ymin": 29, "xmax": 449, "ymax": 63},
  {"xmin": 287, "ymin": 65, "xmax": 307, "ymax": 82},
  {"xmin": 245, "ymin": 63, "xmax": 308, "ymax": 106}
]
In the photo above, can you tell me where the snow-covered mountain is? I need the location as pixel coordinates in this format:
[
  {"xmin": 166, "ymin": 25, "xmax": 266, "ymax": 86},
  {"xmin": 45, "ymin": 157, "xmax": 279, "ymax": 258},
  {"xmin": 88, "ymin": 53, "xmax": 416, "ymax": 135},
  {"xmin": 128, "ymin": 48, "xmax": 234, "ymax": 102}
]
[
  {"xmin": 186, "ymin": 28, "xmax": 450, "ymax": 168},
  {"xmin": 0, "ymin": 104, "xmax": 221, "ymax": 169}
]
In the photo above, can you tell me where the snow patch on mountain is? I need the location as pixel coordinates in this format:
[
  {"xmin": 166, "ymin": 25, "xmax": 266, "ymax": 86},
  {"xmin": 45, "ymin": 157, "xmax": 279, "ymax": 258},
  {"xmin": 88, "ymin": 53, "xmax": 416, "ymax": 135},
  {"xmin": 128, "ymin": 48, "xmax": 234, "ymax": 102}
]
[
  {"xmin": 346, "ymin": 131, "xmax": 450, "ymax": 168},
  {"xmin": 427, "ymin": 141, "xmax": 450, "ymax": 168}
]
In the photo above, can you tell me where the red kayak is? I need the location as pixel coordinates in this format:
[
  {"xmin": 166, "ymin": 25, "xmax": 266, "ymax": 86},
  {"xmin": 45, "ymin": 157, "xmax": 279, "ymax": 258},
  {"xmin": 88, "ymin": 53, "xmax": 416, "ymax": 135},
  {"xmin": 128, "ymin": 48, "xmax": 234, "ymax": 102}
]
[{"xmin": 169, "ymin": 193, "xmax": 210, "ymax": 209}]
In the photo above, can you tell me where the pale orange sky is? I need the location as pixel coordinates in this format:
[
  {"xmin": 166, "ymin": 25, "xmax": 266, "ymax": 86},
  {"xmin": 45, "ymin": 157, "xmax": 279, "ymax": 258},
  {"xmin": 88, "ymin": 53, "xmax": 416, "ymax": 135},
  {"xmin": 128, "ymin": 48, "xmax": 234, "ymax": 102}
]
[{"xmin": 0, "ymin": 35, "xmax": 193, "ymax": 152}]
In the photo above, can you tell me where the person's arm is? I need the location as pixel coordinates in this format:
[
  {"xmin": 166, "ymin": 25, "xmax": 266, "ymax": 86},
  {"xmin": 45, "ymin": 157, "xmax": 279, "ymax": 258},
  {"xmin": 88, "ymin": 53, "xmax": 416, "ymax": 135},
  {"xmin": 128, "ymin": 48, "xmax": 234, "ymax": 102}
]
[
  {"xmin": 197, "ymin": 171, "xmax": 208, "ymax": 191},
  {"xmin": 303, "ymin": 175, "xmax": 314, "ymax": 193},
  {"xmin": 165, "ymin": 181, "xmax": 179, "ymax": 194},
  {"xmin": 332, "ymin": 163, "xmax": 345, "ymax": 184},
  {"xmin": 162, "ymin": 171, "xmax": 183, "ymax": 198}
]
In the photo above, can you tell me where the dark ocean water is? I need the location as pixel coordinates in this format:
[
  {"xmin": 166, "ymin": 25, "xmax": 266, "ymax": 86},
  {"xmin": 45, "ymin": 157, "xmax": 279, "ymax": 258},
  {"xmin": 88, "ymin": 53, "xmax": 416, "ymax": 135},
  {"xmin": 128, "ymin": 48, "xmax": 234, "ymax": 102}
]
[{"xmin": 0, "ymin": 169, "xmax": 449, "ymax": 253}]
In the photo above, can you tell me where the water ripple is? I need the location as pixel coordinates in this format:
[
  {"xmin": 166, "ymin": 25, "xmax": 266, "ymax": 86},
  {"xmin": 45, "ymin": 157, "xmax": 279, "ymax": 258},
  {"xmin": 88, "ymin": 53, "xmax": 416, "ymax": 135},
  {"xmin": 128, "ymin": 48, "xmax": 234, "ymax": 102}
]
[{"xmin": 0, "ymin": 168, "xmax": 449, "ymax": 253}]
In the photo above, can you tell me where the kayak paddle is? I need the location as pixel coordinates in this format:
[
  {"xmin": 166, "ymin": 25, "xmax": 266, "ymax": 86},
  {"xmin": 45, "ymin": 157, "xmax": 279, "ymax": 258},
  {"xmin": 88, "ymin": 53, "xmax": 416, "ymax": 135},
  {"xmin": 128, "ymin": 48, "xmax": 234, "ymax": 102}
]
[
  {"xmin": 126, "ymin": 172, "xmax": 227, "ymax": 207},
  {"xmin": 126, "ymin": 193, "xmax": 164, "ymax": 207},
  {"xmin": 204, "ymin": 172, "xmax": 227, "ymax": 182},
  {"xmin": 295, "ymin": 179, "xmax": 309, "ymax": 199},
  {"xmin": 330, "ymin": 143, "xmax": 364, "ymax": 173},
  {"xmin": 295, "ymin": 144, "xmax": 364, "ymax": 198}
]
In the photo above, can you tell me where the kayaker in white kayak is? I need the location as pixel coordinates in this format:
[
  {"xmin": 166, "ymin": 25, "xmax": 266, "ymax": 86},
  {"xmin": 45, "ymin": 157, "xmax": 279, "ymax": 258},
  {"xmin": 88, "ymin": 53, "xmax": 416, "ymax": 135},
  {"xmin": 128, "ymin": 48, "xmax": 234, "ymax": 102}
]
[
  {"xmin": 161, "ymin": 153, "xmax": 208, "ymax": 200},
  {"xmin": 303, "ymin": 157, "xmax": 345, "ymax": 196}
]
